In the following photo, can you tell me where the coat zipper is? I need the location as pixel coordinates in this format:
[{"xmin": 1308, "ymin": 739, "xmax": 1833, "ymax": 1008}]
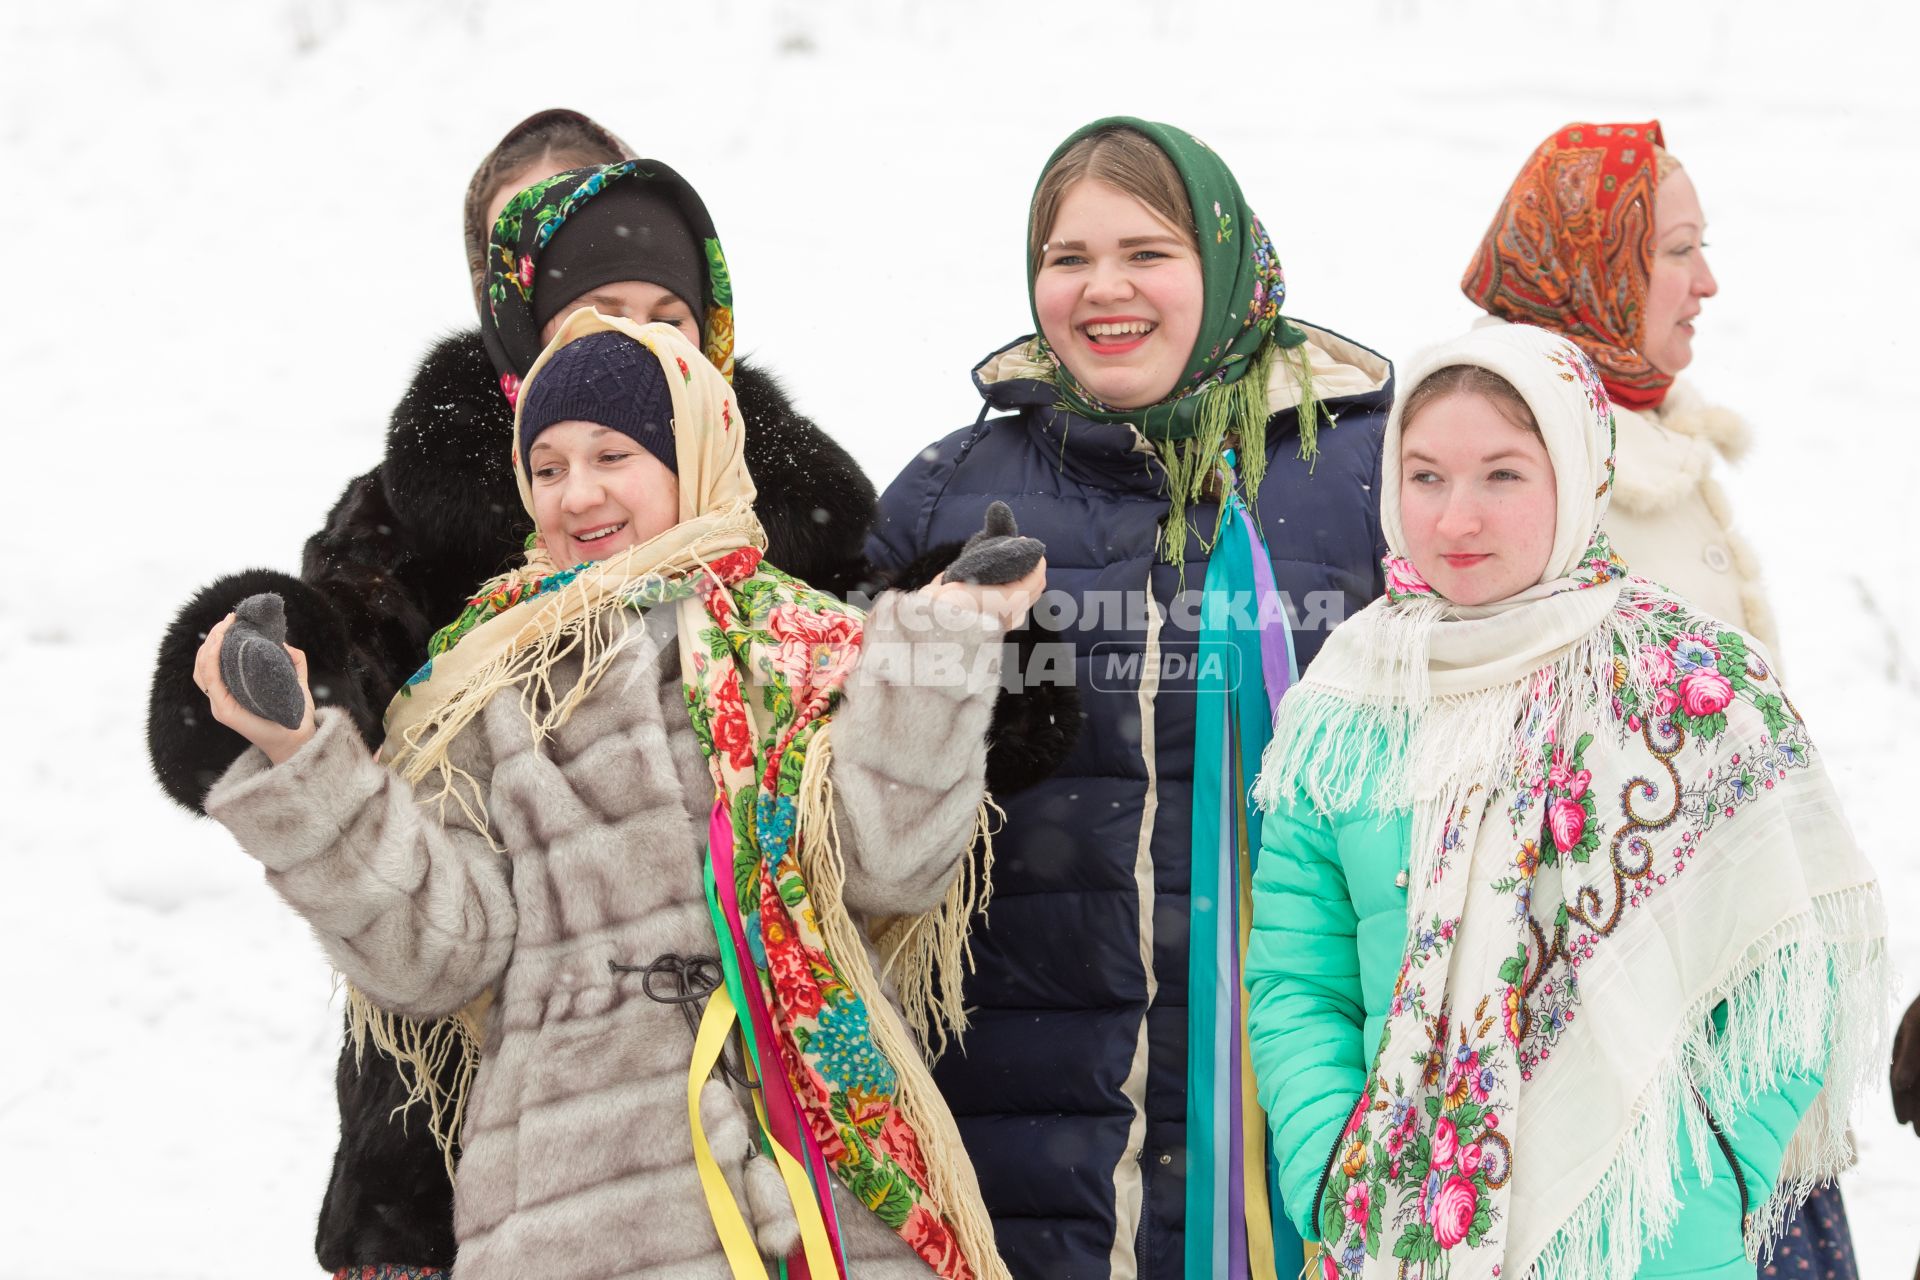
[
  {"xmin": 1313, "ymin": 1098, "xmax": 1365, "ymax": 1236},
  {"xmin": 1691, "ymin": 1088, "xmax": 1751, "ymax": 1244}
]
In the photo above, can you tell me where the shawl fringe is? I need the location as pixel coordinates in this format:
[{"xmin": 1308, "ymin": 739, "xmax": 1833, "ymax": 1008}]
[
  {"xmin": 1528, "ymin": 885, "xmax": 1888, "ymax": 1278},
  {"xmin": 790, "ymin": 730, "xmax": 1010, "ymax": 1280},
  {"xmin": 1157, "ymin": 339, "xmax": 1281, "ymax": 564},
  {"xmin": 342, "ymin": 982, "xmax": 488, "ymax": 1183},
  {"xmin": 384, "ymin": 546, "xmax": 705, "ymax": 797},
  {"xmin": 1254, "ymin": 588, "xmax": 1673, "ymax": 836},
  {"xmin": 872, "ymin": 797, "xmax": 1003, "ymax": 1064}
]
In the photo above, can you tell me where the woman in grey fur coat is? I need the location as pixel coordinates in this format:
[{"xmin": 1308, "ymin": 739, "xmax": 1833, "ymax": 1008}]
[{"xmin": 195, "ymin": 314, "xmax": 1038, "ymax": 1280}]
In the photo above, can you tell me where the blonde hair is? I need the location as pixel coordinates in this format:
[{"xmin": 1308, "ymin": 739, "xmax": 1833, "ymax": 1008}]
[
  {"xmin": 1029, "ymin": 126, "xmax": 1196, "ymax": 276},
  {"xmin": 1653, "ymin": 144, "xmax": 1683, "ymax": 181}
]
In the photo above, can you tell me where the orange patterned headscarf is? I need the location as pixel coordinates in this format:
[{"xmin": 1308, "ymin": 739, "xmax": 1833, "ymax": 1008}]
[{"xmin": 1462, "ymin": 120, "xmax": 1672, "ymax": 410}]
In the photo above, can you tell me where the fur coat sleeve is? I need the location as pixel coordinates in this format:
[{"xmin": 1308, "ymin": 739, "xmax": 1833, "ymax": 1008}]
[
  {"xmin": 830, "ymin": 590, "xmax": 1005, "ymax": 920},
  {"xmin": 206, "ymin": 708, "xmax": 516, "ymax": 1020}
]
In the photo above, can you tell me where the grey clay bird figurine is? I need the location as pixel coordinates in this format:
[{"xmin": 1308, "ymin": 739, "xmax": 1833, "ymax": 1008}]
[
  {"xmin": 218, "ymin": 593, "xmax": 307, "ymax": 730},
  {"xmin": 944, "ymin": 501, "xmax": 1045, "ymax": 586}
]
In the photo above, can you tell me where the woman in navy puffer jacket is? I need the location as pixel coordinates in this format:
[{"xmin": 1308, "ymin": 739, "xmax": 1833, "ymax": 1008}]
[{"xmin": 868, "ymin": 116, "xmax": 1393, "ymax": 1280}]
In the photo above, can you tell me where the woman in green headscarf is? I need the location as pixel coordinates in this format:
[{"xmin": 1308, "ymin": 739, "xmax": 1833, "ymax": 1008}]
[{"xmin": 866, "ymin": 117, "xmax": 1397, "ymax": 1280}]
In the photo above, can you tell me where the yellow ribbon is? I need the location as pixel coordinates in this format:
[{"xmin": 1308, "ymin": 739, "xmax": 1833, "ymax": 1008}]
[
  {"xmin": 689, "ymin": 985, "xmax": 844, "ymax": 1278},
  {"xmin": 1238, "ymin": 754, "xmax": 1283, "ymax": 1280}
]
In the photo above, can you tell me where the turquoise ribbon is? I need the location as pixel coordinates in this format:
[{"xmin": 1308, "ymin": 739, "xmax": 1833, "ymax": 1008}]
[{"xmin": 1185, "ymin": 452, "xmax": 1305, "ymax": 1277}]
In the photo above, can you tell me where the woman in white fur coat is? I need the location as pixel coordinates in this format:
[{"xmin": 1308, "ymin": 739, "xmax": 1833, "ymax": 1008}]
[{"xmin": 1461, "ymin": 118, "xmax": 1845, "ymax": 1277}]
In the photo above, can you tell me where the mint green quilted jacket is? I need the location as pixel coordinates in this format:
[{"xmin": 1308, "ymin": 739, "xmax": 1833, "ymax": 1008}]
[{"xmin": 1246, "ymin": 769, "xmax": 1823, "ymax": 1277}]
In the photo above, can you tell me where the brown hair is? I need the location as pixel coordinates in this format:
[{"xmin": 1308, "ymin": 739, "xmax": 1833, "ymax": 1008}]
[
  {"xmin": 462, "ymin": 109, "xmax": 633, "ymax": 307},
  {"xmin": 1028, "ymin": 126, "xmax": 1197, "ymax": 277},
  {"xmin": 1400, "ymin": 364, "xmax": 1539, "ymax": 436}
]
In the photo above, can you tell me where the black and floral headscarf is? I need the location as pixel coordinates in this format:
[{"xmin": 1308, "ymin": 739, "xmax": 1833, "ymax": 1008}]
[{"xmin": 481, "ymin": 160, "xmax": 735, "ymax": 403}]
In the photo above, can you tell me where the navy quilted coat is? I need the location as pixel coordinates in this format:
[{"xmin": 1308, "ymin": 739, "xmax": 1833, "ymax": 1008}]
[{"xmin": 867, "ymin": 325, "xmax": 1393, "ymax": 1279}]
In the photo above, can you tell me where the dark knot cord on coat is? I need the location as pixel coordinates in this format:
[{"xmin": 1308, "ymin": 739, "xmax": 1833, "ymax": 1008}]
[{"xmin": 608, "ymin": 953, "xmax": 756, "ymax": 1090}]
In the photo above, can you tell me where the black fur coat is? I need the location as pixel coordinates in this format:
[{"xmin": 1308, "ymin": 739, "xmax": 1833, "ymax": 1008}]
[{"xmin": 147, "ymin": 328, "xmax": 1076, "ymax": 1270}]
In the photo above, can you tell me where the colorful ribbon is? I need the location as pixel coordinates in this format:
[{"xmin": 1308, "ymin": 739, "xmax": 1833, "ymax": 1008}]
[
  {"xmin": 695, "ymin": 800, "xmax": 847, "ymax": 1279},
  {"xmin": 1186, "ymin": 452, "xmax": 1304, "ymax": 1279}
]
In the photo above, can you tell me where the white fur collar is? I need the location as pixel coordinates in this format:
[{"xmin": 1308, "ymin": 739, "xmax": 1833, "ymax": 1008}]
[
  {"xmin": 1655, "ymin": 379, "xmax": 1751, "ymax": 461},
  {"xmin": 1608, "ymin": 380, "xmax": 1751, "ymax": 514}
]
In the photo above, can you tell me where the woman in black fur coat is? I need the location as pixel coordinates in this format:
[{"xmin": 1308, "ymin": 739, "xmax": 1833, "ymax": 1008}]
[{"xmin": 147, "ymin": 109, "xmax": 1075, "ymax": 1278}]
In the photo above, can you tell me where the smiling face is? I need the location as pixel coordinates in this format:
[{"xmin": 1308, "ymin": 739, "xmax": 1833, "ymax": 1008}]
[
  {"xmin": 1033, "ymin": 179, "xmax": 1204, "ymax": 409},
  {"xmin": 538, "ymin": 281, "xmax": 700, "ymax": 349},
  {"xmin": 527, "ymin": 420, "xmax": 680, "ymax": 566},
  {"xmin": 1399, "ymin": 392, "xmax": 1559, "ymax": 606},
  {"xmin": 1641, "ymin": 168, "xmax": 1718, "ymax": 375}
]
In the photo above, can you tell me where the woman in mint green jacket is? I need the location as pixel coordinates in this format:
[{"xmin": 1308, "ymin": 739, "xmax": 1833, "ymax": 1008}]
[{"xmin": 1244, "ymin": 324, "xmax": 1887, "ymax": 1280}]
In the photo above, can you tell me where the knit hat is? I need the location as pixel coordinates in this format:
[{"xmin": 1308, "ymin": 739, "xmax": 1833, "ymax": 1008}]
[
  {"xmin": 530, "ymin": 180, "xmax": 707, "ymax": 333},
  {"xmin": 483, "ymin": 160, "xmax": 737, "ymax": 397},
  {"xmin": 516, "ymin": 330, "xmax": 676, "ymax": 477}
]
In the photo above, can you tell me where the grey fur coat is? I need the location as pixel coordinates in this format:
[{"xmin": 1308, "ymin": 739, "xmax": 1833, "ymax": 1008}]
[{"xmin": 206, "ymin": 592, "xmax": 1003, "ymax": 1279}]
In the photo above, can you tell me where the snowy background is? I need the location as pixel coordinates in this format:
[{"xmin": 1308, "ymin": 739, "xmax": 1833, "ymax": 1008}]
[{"xmin": 4, "ymin": 0, "xmax": 1917, "ymax": 1275}]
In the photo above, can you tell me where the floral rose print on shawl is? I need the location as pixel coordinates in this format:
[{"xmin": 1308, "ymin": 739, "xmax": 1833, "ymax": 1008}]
[
  {"xmin": 685, "ymin": 555, "xmax": 984, "ymax": 1277},
  {"xmin": 1320, "ymin": 917, "xmax": 1512, "ymax": 1270},
  {"xmin": 1319, "ymin": 600, "xmax": 1821, "ymax": 1276},
  {"xmin": 766, "ymin": 603, "xmax": 863, "ymax": 702}
]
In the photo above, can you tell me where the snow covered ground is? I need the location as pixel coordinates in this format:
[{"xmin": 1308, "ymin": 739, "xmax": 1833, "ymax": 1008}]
[{"xmin": 3, "ymin": 0, "xmax": 1916, "ymax": 1275}]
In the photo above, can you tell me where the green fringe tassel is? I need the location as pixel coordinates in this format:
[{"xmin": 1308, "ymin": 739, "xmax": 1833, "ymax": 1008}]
[
  {"xmin": 1038, "ymin": 331, "xmax": 1331, "ymax": 570},
  {"xmin": 1157, "ymin": 338, "xmax": 1326, "ymax": 567},
  {"xmin": 1290, "ymin": 340, "xmax": 1323, "ymax": 470},
  {"xmin": 1159, "ymin": 341, "xmax": 1271, "ymax": 564}
]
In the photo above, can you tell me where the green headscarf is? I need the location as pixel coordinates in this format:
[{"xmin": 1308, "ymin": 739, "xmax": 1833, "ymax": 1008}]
[{"xmin": 1027, "ymin": 116, "xmax": 1321, "ymax": 561}]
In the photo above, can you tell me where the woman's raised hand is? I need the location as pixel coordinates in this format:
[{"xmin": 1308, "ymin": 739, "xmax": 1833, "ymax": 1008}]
[
  {"xmin": 922, "ymin": 559, "xmax": 1048, "ymax": 632},
  {"xmin": 193, "ymin": 613, "xmax": 319, "ymax": 766},
  {"xmin": 920, "ymin": 500, "xmax": 1049, "ymax": 630}
]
